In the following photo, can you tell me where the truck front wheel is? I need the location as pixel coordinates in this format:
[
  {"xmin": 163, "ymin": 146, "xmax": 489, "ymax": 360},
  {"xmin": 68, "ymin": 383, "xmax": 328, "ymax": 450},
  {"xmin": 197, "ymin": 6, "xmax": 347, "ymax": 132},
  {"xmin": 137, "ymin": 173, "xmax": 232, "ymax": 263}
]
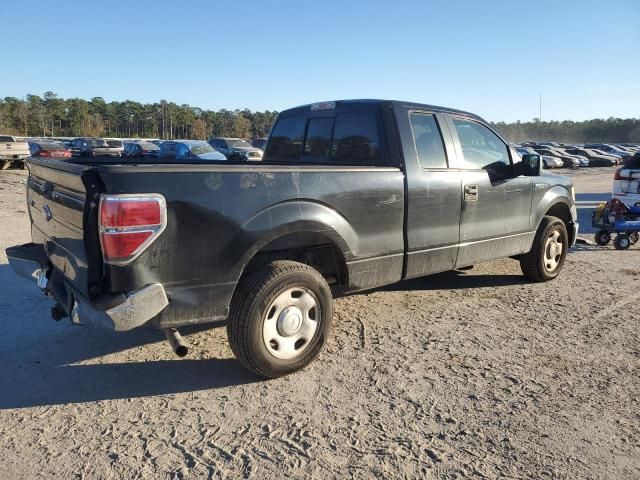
[
  {"xmin": 520, "ymin": 216, "xmax": 568, "ymax": 282},
  {"xmin": 227, "ymin": 261, "xmax": 333, "ymax": 378}
]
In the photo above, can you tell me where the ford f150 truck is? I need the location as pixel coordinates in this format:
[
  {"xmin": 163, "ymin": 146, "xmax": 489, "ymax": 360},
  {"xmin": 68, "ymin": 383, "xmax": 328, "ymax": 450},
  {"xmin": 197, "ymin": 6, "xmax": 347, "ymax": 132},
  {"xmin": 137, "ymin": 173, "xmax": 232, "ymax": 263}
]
[
  {"xmin": 0, "ymin": 135, "xmax": 30, "ymax": 169},
  {"xmin": 6, "ymin": 100, "xmax": 578, "ymax": 378}
]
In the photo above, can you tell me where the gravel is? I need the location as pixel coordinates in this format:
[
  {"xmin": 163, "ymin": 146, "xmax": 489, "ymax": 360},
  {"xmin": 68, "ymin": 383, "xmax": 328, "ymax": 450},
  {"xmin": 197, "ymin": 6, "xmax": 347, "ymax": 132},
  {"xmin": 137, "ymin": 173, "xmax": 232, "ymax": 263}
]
[{"xmin": 0, "ymin": 168, "xmax": 638, "ymax": 479}]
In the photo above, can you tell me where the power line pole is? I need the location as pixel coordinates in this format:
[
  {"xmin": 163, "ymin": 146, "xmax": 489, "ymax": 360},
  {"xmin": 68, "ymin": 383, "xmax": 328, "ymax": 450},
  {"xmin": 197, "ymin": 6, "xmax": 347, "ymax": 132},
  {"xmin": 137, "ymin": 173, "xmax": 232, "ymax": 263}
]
[{"xmin": 539, "ymin": 94, "xmax": 543, "ymax": 142}]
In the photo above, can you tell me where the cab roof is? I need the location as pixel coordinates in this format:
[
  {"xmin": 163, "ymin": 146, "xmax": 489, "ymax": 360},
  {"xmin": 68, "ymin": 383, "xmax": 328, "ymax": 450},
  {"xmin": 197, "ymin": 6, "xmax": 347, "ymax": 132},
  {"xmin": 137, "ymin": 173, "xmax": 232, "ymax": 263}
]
[{"xmin": 278, "ymin": 99, "xmax": 486, "ymax": 123}]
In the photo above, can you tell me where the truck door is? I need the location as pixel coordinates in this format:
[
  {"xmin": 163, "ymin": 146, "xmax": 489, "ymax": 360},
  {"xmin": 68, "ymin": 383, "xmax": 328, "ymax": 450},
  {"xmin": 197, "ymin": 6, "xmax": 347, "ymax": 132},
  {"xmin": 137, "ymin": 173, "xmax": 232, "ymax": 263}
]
[
  {"xmin": 444, "ymin": 115, "xmax": 533, "ymax": 266},
  {"xmin": 394, "ymin": 107, "xmax": 462, "ymax": 278}
]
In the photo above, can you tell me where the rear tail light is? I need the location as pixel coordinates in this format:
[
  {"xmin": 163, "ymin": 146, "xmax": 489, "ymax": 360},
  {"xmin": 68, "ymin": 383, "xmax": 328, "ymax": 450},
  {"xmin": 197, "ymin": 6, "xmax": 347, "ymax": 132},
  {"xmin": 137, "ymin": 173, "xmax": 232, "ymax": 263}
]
[
  {"xmin": 614, "ymin": 168, "xmax": 633, "ymax": 181},
  {"xmin": 38, "ymin": 150, "xmax": 53, "ymax": 157},
  {"xmin": 99, "ymin": 194, "xmax": 167, "ymax": 264}
]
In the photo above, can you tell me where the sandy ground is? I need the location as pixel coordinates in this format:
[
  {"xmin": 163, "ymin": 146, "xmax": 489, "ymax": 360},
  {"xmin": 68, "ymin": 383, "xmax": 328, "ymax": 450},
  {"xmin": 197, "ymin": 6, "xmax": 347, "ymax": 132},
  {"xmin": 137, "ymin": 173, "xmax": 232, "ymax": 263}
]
[{"xmin": 0, "ymin": 167, "xmax": 638, "ymax": 479}]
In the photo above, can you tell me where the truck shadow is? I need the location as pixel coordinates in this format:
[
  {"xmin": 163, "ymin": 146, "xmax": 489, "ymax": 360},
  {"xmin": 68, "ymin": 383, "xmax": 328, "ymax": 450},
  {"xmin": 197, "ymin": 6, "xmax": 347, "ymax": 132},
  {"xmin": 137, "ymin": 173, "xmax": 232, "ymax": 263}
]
[{"xmin": 0, "ymin": 265, "xmax": 256, "ymax": 409}]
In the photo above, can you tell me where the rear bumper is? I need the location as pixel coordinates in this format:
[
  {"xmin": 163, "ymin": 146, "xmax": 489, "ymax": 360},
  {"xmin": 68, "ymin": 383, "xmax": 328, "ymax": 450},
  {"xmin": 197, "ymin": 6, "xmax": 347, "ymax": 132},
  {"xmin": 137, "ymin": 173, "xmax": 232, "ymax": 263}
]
[{"xmin": 5, "ymin": 243, "xmax": 168, "ymax": 331}]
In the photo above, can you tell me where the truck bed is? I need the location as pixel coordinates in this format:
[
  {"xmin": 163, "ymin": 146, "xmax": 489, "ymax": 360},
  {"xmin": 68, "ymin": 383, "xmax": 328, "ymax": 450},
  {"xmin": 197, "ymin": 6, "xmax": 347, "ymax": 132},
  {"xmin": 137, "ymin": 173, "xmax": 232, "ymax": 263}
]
[{"xmin": 24, "ymin": 156, "xmax": 406, "ymax": 328}]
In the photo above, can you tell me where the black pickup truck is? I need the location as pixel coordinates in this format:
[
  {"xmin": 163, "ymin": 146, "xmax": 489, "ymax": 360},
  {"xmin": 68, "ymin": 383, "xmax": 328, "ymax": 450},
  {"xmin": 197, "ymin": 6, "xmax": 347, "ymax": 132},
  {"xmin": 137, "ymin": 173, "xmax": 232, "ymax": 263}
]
[{"xmin": 6, "ymin": 100, "xmax": 578, "ymax": 378}]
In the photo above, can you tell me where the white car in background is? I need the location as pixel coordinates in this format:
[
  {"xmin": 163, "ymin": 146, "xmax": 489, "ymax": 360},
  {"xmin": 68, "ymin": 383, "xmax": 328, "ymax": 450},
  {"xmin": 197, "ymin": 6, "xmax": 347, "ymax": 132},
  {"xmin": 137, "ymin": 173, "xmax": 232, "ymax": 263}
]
[{"xmin": 612, "ymin": 157, "xmax": 640, "ymax": 206}]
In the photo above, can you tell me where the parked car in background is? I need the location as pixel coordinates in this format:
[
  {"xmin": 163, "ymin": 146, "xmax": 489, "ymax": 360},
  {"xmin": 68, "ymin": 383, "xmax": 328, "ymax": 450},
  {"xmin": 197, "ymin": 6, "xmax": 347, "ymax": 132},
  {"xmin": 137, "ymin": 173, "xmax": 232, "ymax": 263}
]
[
  {"xmin": 542, "ymin": 155, "xmax": 563, "ymax": 168},
  {"xmin": 209, "ymin": 137, "xmax": 263, "ymax": 161},
  {"xmin": 584, "ymin": 144, "xmax": 633, "ymax": 158},
  {"xmin": 106, "ymin": 139, "xmax": 124, "ymax": 156},
  {"xmin": 562, "ymin": 147, "xmax": 617, "ymax": 167},
  {"xmin": 0, "ymin": 135, "xmax": 30, "ymax": 169},
  {"xmin": 69, "ymin": 138, "xmax": 122, "ymax": 157},
  {"xmin": 28, "ymin": 140, "xmax": 72, "ymax": 159},
  {"xmin": 159, "ymin": 140, "xmax": 227, "ymax": 161},
  {"xmin": 589, "ymin": 149, "xmax": 623, "ymax": 164},
  {"xmin": 532, "ymin": 147, "xmax": 580, "ymax": 168},
  {"xmin": 123, "ymin": 141, "xmax": 160, "ymax": 159},
  {"xmin": 612, "ymin": 154, "xmax": 640, "ymax": 206},
  {"xmin": 619, "ymin": 144, "xmax": 640, "ymax": 153},
  {"xmin": 252, "ymin": 138, "xmax": 268, "ymax": 150}
]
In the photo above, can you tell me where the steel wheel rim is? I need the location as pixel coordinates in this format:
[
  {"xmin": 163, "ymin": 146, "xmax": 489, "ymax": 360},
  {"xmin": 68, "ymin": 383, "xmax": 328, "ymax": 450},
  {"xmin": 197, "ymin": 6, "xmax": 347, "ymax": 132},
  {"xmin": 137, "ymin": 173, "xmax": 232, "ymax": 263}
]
[
  {"xmin": 262, "ymin": 287, "xmax": 320, "ymax": 360},
  {"xmin": 544, "ymin": 229, "xmax": 563, "ymax": 272}
]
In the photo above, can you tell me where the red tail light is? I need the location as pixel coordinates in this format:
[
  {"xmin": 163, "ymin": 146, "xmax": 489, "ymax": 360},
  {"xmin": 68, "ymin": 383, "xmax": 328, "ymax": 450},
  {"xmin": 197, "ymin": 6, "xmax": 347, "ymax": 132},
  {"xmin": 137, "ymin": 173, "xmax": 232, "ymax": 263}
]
[
  {"xmin": 99, "ymin": 195, "xmax": 166, "ymax": 264},
  {"xmin": 38, "ymin": 150, "xmax": 53, "ymax": 157}
]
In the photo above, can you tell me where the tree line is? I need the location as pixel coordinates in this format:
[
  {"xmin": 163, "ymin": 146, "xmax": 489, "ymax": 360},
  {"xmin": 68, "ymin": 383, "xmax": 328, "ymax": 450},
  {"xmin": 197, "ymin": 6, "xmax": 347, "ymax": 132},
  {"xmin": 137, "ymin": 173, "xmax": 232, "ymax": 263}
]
[
  {"xmin": 491, "ymin": 117, "xmax": 640, "ymax": 144},
  {"xmin": 0, "ymin": 92, "xmax": 278, "ymax": 140},
  {"xmin": 1, "ymin": 92, "xmax": 639, "ymax": 144}
]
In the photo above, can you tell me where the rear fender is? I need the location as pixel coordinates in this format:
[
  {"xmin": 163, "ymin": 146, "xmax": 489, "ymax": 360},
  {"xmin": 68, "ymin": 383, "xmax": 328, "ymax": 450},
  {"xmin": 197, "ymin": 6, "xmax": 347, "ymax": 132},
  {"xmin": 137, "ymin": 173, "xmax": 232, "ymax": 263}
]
[{"xmin": 235, "ymin": 200, "xmax": 358, "ymax": 276}]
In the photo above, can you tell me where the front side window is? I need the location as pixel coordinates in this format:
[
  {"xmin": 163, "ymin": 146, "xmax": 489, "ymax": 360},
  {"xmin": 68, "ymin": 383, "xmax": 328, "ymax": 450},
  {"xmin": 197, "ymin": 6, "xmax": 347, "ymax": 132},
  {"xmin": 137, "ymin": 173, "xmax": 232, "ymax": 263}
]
[
  {"xmin": 409, "ymin": 113, "xmax": 448, "ymax": 169},
  {"xmin": 451, "ymin": 118, "xmax": 510, "ymax": 174},
  {"xmin": 176, "ymin": 144, "xmax": 189, "ymax": 158}
]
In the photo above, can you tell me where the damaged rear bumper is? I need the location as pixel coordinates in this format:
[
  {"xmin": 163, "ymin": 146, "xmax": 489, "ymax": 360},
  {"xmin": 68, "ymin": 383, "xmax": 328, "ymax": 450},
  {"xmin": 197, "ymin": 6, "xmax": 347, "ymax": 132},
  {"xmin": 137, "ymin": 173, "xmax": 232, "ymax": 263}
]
[{"xmin": 5, "ymin": 243, "xmax": 168, "ymax": 331}]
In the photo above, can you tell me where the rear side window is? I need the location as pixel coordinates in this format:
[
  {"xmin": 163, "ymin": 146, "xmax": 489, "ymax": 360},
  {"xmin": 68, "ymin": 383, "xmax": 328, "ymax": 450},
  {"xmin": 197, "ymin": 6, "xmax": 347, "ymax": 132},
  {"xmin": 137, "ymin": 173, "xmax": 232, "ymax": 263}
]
[
  {"xmin": 303, "ymin": 118, "xmax": 333, "ymax": 159},
  {"xmin": 265, "ymin": 110, "xmax": 381, "ymax": 165},
  {"xmin": 331, "ymin": 112, "xmax": 380, "ymax": 164},
  {"xmin": 0, "ymin": 136, "xmax": 14, "ymax": 142},
  {"xmin": 265, "ymin": 117, "xmax": 305, "ymax": 161},
  {"xmin": 409, "ymin": 113, "xmax": 448, "ymax": 169}
]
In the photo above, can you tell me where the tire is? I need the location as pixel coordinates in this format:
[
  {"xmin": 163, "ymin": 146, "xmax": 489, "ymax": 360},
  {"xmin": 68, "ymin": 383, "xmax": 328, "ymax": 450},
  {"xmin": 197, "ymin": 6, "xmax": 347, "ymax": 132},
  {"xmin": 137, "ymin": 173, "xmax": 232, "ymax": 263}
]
[
  {"xmin": 614, "ymin": 234, "xmax": 631, "ymax": 250},
  {"xmin": 227, "ymin": 260, "xmax": 333, "ymax": 379},
  {"xmin": 629, "ymin": 232, "xmax": 639, "ymax": 245},
  {"xmin": 594, "ymin": 229, "xmax": 612, "ymax": 246},
  {"xmin": 520, "ymin": 216, "xmax": 568, "ymax": 282}
]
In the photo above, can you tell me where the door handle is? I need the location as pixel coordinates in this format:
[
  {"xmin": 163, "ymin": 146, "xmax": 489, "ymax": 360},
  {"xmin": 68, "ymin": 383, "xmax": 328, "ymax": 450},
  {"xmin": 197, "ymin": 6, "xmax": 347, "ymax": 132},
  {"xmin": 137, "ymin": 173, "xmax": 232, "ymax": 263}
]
[{"xmin": 464, "ymin": 184, "xmax": 478, "ymax": 201}]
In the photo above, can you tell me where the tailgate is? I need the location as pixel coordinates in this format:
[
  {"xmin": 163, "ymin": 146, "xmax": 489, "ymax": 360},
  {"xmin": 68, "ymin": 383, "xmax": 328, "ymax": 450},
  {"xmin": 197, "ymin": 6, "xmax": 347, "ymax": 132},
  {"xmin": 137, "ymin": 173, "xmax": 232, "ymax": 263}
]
[
  {"xmin": 1, "ymin": 142, "xmax": 30, "ymax": 157},
  {"xmin": 27, "ymin": 159, "xmax": 100, "ymax": 297}
]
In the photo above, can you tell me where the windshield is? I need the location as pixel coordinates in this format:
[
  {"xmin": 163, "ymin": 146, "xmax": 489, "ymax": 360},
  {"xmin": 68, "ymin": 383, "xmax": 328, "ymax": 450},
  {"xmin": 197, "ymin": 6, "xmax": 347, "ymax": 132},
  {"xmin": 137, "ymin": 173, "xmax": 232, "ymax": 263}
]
[
  {"xmin": 189, "ymin": 143, "xmax": 216, "ymax": 155},
  {"xmin": 228, "ymin": 139, "xmax": 252, "ymax": 148}
]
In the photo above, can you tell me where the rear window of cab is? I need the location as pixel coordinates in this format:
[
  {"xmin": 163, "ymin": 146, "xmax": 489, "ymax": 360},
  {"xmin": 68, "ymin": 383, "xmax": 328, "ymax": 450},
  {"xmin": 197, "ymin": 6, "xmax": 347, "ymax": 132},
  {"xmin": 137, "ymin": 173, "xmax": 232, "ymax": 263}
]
[{"xmin": 264, "ymin": 109, "xmax": 383, "ymax": 165}]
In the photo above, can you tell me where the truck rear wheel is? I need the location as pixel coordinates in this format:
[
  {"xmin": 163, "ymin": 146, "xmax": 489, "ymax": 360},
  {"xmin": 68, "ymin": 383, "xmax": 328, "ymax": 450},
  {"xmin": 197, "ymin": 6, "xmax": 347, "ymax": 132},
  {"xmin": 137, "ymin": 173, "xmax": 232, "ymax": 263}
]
[
  {"xmin": 520, "ymin": 216, "xmax": 568, "ymax": 282},
  {"xmin": 227, "ymin": 260, "xmax": 333, "ymax": 378}
]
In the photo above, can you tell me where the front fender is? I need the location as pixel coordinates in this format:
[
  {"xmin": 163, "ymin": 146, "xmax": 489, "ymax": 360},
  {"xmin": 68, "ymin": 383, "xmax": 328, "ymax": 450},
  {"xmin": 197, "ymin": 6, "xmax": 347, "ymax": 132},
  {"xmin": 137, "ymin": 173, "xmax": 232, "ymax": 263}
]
[{"xmin": 532, "ymin": 184, "xmax": 577, "ymax": 230}]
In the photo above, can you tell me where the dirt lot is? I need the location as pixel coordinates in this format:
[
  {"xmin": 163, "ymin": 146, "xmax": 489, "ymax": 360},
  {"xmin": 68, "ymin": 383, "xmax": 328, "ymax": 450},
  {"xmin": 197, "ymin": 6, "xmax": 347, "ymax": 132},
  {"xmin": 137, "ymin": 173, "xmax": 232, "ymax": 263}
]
[{"xmin": 0, "ymin": 168, "xmax": 638, "ymax": 480}]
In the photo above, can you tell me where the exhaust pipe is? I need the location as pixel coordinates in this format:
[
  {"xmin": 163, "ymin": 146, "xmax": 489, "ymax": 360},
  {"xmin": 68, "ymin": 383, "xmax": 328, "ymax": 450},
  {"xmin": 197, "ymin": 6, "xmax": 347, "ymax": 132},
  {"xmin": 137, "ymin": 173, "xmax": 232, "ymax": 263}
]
[{"xmin": 163, "ymin": 328, "xmax": 189, "ymax": 357}]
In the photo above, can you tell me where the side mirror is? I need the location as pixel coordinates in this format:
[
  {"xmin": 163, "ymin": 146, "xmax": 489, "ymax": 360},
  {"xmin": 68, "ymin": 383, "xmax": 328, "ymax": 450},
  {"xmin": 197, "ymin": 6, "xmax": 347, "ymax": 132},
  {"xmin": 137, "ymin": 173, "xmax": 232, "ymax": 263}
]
[{"xmin": 521, "ymin": 154, "xmax": 541, "ymax": 176}]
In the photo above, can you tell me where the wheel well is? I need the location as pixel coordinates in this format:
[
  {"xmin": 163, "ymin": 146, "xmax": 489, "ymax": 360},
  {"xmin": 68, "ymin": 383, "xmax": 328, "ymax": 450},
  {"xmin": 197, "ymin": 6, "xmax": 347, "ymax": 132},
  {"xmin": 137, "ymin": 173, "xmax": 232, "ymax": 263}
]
[
  {"xmin": 242, "ymin": 232, "xmax": 348, "ymax": 288},
  {"xmin": 545, "ymin": 202, "xmax": 574, "ymax": 244}
]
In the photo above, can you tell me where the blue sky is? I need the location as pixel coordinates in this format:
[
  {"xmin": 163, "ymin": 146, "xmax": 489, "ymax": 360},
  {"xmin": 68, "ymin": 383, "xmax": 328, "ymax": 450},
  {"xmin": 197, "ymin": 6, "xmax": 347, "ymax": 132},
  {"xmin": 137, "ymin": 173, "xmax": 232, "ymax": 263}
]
[{"xmin": 1, "ymin": 0, "xmax": 638, "ymax": 122}]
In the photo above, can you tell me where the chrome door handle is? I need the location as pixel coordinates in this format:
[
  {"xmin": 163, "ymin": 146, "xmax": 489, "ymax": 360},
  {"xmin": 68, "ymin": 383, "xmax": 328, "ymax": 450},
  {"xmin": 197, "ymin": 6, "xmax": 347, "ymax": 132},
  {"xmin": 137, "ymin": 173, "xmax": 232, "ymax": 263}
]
[{"xmin": 464, "ymin": 184, "xmax": 478, "ymax": 201}]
